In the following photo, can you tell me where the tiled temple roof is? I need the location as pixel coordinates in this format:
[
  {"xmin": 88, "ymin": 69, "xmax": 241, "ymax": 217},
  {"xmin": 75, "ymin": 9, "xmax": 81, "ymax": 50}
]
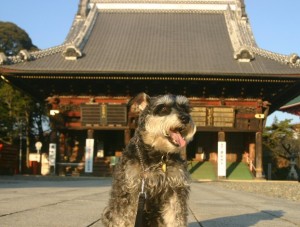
[{"xmin": 1, "ymin": 0, "xmax": 300, "ymax": 76}]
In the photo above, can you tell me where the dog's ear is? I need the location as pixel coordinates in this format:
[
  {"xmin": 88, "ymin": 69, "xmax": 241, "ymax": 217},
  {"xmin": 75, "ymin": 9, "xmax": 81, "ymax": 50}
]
[
  {"xmin": 137, "ymin": 93, "xmax": 150, "ymax": 111},
  {"xmin": 128, "ymin": 93, "xmax": 150, "ymax": 112}
]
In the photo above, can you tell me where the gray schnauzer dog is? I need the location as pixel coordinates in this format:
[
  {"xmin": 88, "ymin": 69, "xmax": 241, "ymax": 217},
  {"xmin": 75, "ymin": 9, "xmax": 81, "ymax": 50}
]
[{"xmin": 102, "ymin": 93, "xmax": 196, "ymax": 227}]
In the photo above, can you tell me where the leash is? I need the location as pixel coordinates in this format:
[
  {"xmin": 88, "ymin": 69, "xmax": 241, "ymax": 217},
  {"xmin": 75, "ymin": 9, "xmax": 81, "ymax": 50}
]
[
  {"xmin": 134, "ymin": 178, "xmax": 146, "ymax": 227},
  {"xmin": 134, "ymin": 138, "xmax": 169, "ymax": 227},
  {"xmin": 134, "ymin": 138, "xmax": 146, "ymax": 227}
]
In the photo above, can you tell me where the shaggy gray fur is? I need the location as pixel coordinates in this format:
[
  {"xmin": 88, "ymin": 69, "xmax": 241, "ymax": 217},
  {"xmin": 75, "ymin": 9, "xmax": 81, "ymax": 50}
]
[{"xmin": 102, "ymin": 94, "xmax": 196, "ymax": 227}]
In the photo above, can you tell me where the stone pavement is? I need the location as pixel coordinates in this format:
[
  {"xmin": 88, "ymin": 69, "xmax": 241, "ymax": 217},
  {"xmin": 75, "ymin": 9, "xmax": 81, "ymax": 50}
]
[{"xmin": 0, "ymin": 176, "xmax": 299, "ymax": 227}]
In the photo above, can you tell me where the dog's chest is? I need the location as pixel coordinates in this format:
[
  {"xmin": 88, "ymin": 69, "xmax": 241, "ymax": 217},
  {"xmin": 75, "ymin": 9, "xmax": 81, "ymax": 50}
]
[
  {"xmin": 144, "ymin": 161, "xmax": 189, "ymax": 190},
  {"xmin": 123, "ymin": 156, "xmax": 189, "ymax": 195}
]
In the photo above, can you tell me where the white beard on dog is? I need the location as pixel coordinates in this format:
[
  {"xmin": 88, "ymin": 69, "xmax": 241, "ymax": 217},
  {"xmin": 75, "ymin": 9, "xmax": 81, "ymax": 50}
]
[{"xmin": 142, "ymin": 113, "xmax": 195, "ymax": 153}]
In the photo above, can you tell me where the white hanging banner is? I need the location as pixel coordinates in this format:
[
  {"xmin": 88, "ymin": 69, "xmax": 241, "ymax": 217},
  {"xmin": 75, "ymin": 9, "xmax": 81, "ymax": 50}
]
[
  {"xmin": 49, "ymin": 143, "xmax": 56, "ymax": 166},
  {"xmin": 85, "ymin": 139, "xmax": 94, "ymax": 173},
  {"xmin": 218, "ymin": 141, "xmax": 226, "ymax": 177}
]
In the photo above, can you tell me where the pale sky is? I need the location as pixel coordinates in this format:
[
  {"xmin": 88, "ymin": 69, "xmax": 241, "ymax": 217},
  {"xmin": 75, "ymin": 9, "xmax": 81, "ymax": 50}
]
[{"xmin": 0, "ymin": 0, "xmax": 299, "ymax": 125}]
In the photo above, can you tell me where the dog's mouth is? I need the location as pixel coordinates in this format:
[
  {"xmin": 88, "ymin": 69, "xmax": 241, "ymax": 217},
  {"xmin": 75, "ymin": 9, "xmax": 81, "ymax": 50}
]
[{"xmin": 163, "ymin": 127, "xmax": 186, "ymax": 147}]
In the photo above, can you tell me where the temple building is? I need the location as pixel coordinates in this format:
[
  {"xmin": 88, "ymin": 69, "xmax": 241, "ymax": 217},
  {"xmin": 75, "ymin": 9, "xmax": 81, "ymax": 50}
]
[
  {"xmin": 1, "ymin": 0, "xmax": 300, "ymax": 178},
  {"xmin": 280, "ymin": 96, "xmax": 300, "ymax": 117}
]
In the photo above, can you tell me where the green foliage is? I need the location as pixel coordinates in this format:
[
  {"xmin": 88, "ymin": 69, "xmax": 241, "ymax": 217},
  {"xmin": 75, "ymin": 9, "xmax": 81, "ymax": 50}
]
[
  {"xmin": 263, "ymin": 118, "xmax": 300, "ymax": 179},
  {"xmin": 263, "ymin": 119, "xmax": 296, "ymax": 158},
  {"xmin": 0, "ymin": 21, "xmax": 45, "ymax": 145},
  {"xmin": 0, "ymin": 21, "xmax": 38, "ymax": 55},
  {"xmin": 0, "ymin": 81, "xmax": 33, "ymax": 142}
]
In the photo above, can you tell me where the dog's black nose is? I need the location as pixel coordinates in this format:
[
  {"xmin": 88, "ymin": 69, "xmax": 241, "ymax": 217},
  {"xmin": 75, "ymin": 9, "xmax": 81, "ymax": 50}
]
[{"xmin": 179, "ymin": 113, "xmax": 190, "ymax": 124}]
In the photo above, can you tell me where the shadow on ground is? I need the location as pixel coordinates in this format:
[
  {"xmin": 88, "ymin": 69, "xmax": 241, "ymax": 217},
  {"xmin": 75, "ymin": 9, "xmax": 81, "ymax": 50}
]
[{"xmin": 189, "ymin": 210, "xmax": 284, "ymax": 227}]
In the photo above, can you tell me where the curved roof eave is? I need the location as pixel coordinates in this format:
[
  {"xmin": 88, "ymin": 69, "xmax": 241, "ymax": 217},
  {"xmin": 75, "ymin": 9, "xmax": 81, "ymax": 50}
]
[{"xmin": 0, "ymin": 0, "xmax": 300, "ymax": 73}]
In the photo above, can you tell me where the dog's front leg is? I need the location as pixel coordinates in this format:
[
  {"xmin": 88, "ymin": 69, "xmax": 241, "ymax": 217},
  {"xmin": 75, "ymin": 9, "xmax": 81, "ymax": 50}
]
[
  {"xmin": 102, "ymin": 162, "xmax": 141, "ymax": 227},
  {"xmin": 161, "ymin": 190, "xmax": 188, "ymax": 227},
  {"xmin": 102, "ymin": 191, "xmax": 138, "ymax": 227}
]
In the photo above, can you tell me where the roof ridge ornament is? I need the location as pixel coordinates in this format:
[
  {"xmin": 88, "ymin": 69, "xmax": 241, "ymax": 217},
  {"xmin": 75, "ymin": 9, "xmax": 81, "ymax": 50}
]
[
  {"xmin": 224, "ymin": 2, "xmax": 256, "ymax": 62},
  {"xmin": 287, "ymin": 53, "xmax": 300, "ymax": 65},
  {"xmin": 77, "ymin": 0, "xmax": 90, "ymax": 18},
  {"xmin": 234, "ymin": 46, "xmax": 254, "ymax": 62},
  {"xmin": 0, "ymin": 52, "xmax": 7, "ymax": 65},
  {"xmin": 62, "ymin": 45, "xmax": 82, "ymax": 60},
  {"xmin": 249, "ymin": 46, "xmax": 300, "ymax": 67},
  {"xmin": 235, "ymin": 0, "xmax": 247, "ymax": 20},
  {"xmin": 19, "ymin": 49, "xmax": 32, "ymax": 61}
]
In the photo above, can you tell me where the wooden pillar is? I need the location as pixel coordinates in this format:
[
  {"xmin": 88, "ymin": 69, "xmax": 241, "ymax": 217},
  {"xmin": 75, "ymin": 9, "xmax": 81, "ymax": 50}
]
[
  {"xmin": 249, "ymin": 143, "xmax": 255, "ymax": 161},
  {"xmin": 58, "ymin": 133, "xmax": 66, "ymax": 176},
  {"xmin": 255, "ymin": 132, "xmax": 263, "ymax": 178},
  {"xmin": 124, "ymin": 128, "xmax": 131, "ymax": 146},
  {"xmin": 87, "ymin": 129, "xmax": 94, "ymax": 139},
  {"xmin": 58, "ymin": 133, "xmax": 65, "ymax": 162},
  {"xmin": 218, "ymin": 131, "xmax": 225, "ymax": 141}
]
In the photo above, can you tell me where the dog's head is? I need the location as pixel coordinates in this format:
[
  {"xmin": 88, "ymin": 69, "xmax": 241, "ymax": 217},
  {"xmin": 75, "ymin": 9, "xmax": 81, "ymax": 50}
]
[{"xmin": 133, "ymin": 93, "xmax": 196, "ymax": 153}]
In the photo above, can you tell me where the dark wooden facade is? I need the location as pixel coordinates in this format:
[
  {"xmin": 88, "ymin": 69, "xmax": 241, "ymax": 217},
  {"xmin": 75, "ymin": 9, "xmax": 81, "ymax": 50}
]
[
  {"xmin": 1, "ymin": 0, "xmax": 300, "ymax": 178},
  {"xmin": 45, "ymin": 92, "xmax": 269, "ymax": 177}
]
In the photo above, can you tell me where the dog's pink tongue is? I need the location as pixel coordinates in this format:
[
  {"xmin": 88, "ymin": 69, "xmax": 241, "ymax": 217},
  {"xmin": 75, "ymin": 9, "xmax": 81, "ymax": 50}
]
[{"xmin": 170, "ymin": 131, "xmax": 186, "ymax": 147}]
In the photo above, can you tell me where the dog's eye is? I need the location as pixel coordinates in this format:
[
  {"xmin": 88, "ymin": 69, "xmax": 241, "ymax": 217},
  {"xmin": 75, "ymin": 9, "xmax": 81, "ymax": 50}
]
[{"xmin": 154, "ymin": 105, "xmax": 171, "ymax": 116}]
